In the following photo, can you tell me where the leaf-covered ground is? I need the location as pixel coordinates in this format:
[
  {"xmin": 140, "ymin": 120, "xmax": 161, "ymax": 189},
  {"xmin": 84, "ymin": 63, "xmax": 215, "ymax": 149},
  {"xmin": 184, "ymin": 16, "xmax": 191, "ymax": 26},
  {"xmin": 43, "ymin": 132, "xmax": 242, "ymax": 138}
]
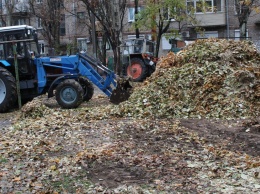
[
  {"xmin": 0, "ymin": 94, "xmax": 259, "ymax": 194},
  {"xmin": 0, "ymin": 39, "xmax": 260, "ymax": 193}
]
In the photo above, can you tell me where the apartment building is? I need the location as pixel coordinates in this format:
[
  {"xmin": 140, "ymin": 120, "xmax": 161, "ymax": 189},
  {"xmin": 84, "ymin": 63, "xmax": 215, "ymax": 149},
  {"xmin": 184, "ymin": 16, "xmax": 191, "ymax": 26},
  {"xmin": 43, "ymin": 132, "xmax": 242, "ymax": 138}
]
[
  {"xmin": 182, "ymin": 0, "xmax": 260, "ymax": 50},
  {"xmin": 0, "ymin": 0, "xmax": 90, "ymax": 56},
  {"xmin": 1, "ymin": 0, "xmax": 260, "ymax": 57}
]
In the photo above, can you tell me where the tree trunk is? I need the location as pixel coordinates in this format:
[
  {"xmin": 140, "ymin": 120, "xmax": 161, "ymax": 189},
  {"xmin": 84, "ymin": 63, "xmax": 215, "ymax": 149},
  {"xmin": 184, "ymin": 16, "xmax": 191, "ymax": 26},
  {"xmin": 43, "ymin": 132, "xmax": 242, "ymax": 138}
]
[
  {"xmin": 101, "ymin": 36, "xmax": 107, "ymax": 65},
  {"xmin": 135, "ymin": 0, "xmax": 139, "ymax": 38},
  {"xmin": 155, "ymin": 32, "xmax": 162, "ymax": 58},
  {"xmin": 111, "ymin": 46, "xmax": 120, "ymax": 75},
  {"xmin": 240, "ymin": 21, "xmax": 247, "ymax": 39},
  {"xmin": 116, "ymin": 46, "xmax": 122, "ymax": 75}
]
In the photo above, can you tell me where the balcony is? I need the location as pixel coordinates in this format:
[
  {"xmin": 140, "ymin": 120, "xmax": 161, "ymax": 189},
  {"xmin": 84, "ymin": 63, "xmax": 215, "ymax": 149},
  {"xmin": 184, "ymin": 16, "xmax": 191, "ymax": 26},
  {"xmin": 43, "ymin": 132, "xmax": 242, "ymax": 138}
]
[
  {"xmin": 13, "ymin": 2, "xmax": 30, "ymax": 14},
  {"xmin": 195, "ymin": 12, "xmax": 226, "ymax": 27}
]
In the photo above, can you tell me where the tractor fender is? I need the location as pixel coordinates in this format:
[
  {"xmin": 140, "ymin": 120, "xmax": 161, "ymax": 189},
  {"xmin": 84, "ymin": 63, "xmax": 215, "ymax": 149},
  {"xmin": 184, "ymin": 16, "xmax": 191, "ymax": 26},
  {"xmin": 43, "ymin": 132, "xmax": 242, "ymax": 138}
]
[
  {"xmin": 47, "ymin": 74, "xmax": 79, "ymax": 98},
  {"xmin": 0, "ymin": 60, "xmax": 11, "ymax": 67}
]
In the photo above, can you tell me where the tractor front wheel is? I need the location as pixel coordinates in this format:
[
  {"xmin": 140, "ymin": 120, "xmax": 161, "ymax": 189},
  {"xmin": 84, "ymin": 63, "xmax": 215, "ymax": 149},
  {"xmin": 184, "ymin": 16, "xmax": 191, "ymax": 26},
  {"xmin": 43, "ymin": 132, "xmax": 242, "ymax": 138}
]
[
  {"xmin": 55, "ymin": 79, "xmax": 84, "ymax": 109},
  {"xmin": 79, "ymin": 76, "xmax": 94, "ymax": 101},
  {"xmin": 126, "ymin": 58, "xmax": 148, "ymax": 82},
  {"xmin": 0, "ymin": 67, "xmax": 17, "ymax": 113}
]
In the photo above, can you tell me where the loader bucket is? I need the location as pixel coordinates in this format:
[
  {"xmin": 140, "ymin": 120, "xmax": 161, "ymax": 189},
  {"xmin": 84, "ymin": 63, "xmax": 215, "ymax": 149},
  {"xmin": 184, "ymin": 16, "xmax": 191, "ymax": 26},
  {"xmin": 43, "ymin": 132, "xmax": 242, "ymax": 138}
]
[{"xmin": 110, "ymin": 78, "xmax": 132, "ymax": 104}]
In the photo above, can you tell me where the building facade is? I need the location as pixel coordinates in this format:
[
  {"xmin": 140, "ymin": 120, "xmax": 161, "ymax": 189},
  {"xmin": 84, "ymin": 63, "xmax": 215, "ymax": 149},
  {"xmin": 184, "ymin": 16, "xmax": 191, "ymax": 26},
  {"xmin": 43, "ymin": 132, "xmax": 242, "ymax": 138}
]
[{"xmin": 0, "ymin": 0, "xmax": 260, "ymax": 57}]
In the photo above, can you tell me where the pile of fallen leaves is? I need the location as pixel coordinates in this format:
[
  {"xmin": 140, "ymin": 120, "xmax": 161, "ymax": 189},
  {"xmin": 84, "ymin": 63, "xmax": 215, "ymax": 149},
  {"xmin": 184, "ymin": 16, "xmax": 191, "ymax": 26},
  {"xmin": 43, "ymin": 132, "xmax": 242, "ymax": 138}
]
[
  {"xmin": 19, "ymin": 95, "xmax": 52, "ymax": 119},
  {"xmin": 108, "ymin": 38, "xmax": 260, "ymax": 119}
]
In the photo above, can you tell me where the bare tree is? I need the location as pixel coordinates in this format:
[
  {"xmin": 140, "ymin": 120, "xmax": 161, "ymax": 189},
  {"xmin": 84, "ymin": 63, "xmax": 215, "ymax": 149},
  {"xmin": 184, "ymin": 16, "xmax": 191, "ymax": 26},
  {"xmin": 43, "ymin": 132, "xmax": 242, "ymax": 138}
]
[
  {"xmin": 81, "ymin": 0, "xmax": 127, "ymax": 74},
  {"xmin": 28, "ymin": 0, "xmax": 64, "ymax": 50},
  {"xmin": 2, "ymin": 0, "xmax": 16, "ymax": 26}
]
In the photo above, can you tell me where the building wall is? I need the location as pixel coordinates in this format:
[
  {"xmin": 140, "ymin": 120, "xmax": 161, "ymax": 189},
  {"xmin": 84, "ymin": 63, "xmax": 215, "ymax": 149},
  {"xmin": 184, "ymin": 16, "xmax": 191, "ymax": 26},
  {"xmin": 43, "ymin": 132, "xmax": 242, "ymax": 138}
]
[{"xmin": 61, "ymin": 1, "xmax": 90, "ymax": 44}]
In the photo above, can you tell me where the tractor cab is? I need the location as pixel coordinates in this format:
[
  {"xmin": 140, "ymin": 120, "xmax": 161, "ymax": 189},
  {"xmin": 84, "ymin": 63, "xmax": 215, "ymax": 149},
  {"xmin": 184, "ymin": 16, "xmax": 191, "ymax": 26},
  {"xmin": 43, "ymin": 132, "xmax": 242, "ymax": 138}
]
[
  {"xmin": 123, "ymin": 38, "xmax": 155, "ymax": 56},
  {"xmin": 0, "ymin": 25, "xmax": 40, "ymax": 80}
]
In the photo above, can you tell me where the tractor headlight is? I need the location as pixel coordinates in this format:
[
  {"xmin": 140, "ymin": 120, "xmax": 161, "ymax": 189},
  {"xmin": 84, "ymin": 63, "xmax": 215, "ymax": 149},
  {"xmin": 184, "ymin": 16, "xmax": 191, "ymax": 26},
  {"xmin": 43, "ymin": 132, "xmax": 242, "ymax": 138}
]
[{"xmin": 149, "ymin": 61, "xmax": 154, "ymax": 66}]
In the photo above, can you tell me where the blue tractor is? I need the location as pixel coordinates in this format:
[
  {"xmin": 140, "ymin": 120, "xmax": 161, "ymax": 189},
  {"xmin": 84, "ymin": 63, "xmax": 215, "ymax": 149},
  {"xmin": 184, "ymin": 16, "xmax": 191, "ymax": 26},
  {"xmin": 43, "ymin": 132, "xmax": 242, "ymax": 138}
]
[{"xmin": 0, "ymin": 25, "xmax": 131, "ymax": 112}]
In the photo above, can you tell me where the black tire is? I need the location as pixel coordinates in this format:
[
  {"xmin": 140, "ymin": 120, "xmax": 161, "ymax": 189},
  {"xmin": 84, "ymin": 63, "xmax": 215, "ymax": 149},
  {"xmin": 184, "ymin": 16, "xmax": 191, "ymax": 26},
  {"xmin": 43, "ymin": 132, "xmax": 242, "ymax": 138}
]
[
  {"xmin": 79, "ymin": 76, "xmax": 94, "ymax": 101},
  {"xmin": 126, "ymin": 58, "xmax": 148, "ymax": 82},
  {"xmin": 55, "ymin": 79, "xmax": 84, "ymax": 109},
  {"xmin": 0, "ymin": 67, "xmax": 17, "ymax": 113}
]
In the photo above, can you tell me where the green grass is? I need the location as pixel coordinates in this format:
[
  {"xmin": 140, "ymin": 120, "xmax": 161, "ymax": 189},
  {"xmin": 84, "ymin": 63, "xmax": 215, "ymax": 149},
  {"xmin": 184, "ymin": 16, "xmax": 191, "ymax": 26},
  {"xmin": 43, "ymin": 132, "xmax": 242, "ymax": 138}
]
[
  {"xmin": 45, "ymin": 171, "xmax": 92, "ymax": 193},
  {"xmin": 0, "ymin": 157, "xmax": 8, "ymax": 163}
]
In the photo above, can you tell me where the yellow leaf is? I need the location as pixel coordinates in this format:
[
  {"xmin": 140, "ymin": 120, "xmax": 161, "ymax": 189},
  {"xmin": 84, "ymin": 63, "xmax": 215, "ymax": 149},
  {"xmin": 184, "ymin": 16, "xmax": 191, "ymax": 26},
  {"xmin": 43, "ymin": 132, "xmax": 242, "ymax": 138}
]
[
  {"xmin": 54, "ymin": 158, "xmax": 60, "ymax": 163},
  {"xmin": 13, "ymin": 176, "xmax": 21, "ymax": 182},
  {"xmin": 50, "ymin": 165, "xmax": 57, "ymax": 171}
]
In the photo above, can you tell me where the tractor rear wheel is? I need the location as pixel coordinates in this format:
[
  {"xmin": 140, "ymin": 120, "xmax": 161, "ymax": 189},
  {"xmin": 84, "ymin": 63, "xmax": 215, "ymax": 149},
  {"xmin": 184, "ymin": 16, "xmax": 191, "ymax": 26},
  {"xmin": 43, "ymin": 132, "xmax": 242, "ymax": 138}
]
[
  {"xmin": 55, "ymin": 79, "xmax": 84, "ymax": 109},
  {"xmin": 0, "ymin": 67, "xmax": 17, "ymax": 113},
  {"xmin": 79, "ymin": 76, "xmax": 94, "ymax": 101},
  {"xmin": 126, "ymin": 58, "xmax": 148, "ymax": 82}
]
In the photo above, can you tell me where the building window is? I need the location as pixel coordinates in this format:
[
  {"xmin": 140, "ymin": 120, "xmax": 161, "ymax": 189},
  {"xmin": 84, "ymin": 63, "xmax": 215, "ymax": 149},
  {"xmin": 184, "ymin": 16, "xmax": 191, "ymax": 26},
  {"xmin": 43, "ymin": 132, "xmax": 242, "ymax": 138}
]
[
  {"xmin": 128, "ymin": 8, "xmax": 135, "ymax": 22},
  {"xmin": 187, "ymin": 0, "xmax": 221, "ymax": 13},
  {"xmin": 77, "ymin": 38, "xmax": 89, "ymax": 53},
  {"xmin": 234, "ymin": 29, "xmax": 248, "ymax": 41},
  {"xmin": 15, "ymin": 19, "xmax": 26, "ymax": 25},
  {"xmin": 128, "ymin": 7, "xmax": 143, "ymax": 22},
  {"xmin": 163, "ymin": 7, "xmax": 178, "ymax": 21},
  {"xmin": 38, "ymin": 41, "xmax": 45, "ymax": 55},
  {"xmin": 60, "ymin": 14, "xmax": 65, "ymax": 36},
  {"xmin": 77, "ymin": 12, "xmax": 85, "ymax": 20},
  {"xmin": 37, "ymin": 17, "xmax": 42, "ymax": 28},
  {"xmin": 163, "ymin": 8, "xmax": 171, "ymax": 20},
  {"xmin": 197, "ymin": 31, "xmax": 218, "ymax": 38}
]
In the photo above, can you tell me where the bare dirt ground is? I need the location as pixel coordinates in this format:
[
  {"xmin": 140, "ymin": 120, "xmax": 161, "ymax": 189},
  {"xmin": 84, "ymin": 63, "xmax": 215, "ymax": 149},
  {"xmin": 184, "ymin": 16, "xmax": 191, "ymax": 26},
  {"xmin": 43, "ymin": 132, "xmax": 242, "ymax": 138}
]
[
  {"xmin": 180, "ymin": 118, "xmax": 260, "ymax": 157},
  {"xmin": 0, "ymin": 90, "xmax": 259, "ymax": 193}
]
